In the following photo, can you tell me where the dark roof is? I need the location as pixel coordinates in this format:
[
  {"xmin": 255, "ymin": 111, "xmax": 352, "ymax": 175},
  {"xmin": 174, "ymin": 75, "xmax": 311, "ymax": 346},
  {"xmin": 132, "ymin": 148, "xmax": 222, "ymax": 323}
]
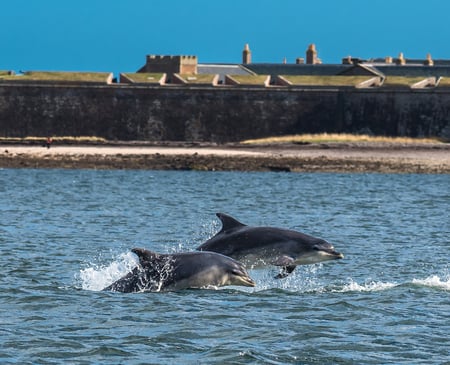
[
  {"xmin": 198, "ymin": 61, "xmax": 450, "ymax": 78},
  {"xmin": 371, "ymin": 58, "xmax": 450, "ymax": 66},
  {"xmin": 244, "ymin": 63, "xmax": 353, "ymax": 76},
  {"xmin": 368, "ymin": 64, "xmax": 450, "ymax": 77},
  {"xmin": 197, "ymin": 64, "xmax": 253, "ymax": 76},
  {"xmin": 197, "ymin": 64, "xmax": 255, "ymax": 83}
]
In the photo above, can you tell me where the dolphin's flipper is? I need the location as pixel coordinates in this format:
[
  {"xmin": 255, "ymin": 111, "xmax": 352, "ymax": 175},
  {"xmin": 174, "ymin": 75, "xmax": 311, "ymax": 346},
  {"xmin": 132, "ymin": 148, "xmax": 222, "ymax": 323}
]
[
  {"xmin": 273, "ymin": 255, "xmax": 295, "ymax": 267},
  {"xmin": 275, "ymin": 265, "xmax": 297, "ymax": 279},
  {"xmin": 272, "ymin": 255, "xmax": 297, "ymax": 279},
  {"xmin": 216, "ymin": 212, "xmax": 247, "ymax": 232}
]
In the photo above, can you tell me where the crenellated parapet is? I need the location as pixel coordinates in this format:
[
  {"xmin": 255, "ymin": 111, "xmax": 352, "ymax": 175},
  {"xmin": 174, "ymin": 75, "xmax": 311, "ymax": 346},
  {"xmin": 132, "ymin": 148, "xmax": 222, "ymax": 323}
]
[{"xmin": 139, "ymin": 55, "xmax": 198, "ymax": 75}]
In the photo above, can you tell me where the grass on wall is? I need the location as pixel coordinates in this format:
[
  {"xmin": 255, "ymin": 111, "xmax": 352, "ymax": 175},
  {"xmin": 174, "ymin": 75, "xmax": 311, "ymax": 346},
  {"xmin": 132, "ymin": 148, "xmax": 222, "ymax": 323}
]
[
  {"xmin": 121, "ymin": 73, "xmax": 165, "ymax": 83},
  {"xmin": 281, "ymin": 75, "xmax": 372, "ymax": 86},
  {"xmin": 0, "ymin": 71, "xmax": 111, "ymax": 82}
]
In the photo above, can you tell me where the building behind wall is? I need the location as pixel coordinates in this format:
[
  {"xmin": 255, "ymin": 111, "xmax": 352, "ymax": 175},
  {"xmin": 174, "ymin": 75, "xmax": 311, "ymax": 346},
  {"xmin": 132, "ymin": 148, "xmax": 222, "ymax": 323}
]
[
  {"xmin": 3, "ymin": 42, "xmax": 450, "ymax": 142},
  {"xmin": 138, "ymin": 55, "xmax": 198, "ymax": 75}
]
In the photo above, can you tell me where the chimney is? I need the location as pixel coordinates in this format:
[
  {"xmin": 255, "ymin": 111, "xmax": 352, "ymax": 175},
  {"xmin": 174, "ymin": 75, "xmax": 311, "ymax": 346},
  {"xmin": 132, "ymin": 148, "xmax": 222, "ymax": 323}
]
[
  {"xmin": 306, "ymin": 44, "xmax": 321, "ymax": 64},
  {"xmin": 424, "ymin": 53, "xmax": 434, "ymax": 66},
  {"xmin": 396, "ymin": 52, "xmax": 406, "ymax": 65},
  {"xmin": 242, "ymin": 44, "xmax": 251, "ymax": 64}
]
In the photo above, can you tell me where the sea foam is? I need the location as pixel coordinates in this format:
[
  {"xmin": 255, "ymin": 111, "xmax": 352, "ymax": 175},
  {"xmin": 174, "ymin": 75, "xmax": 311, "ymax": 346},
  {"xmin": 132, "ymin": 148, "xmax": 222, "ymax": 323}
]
[
  {"xmin": 412, "ymin": 274, "xmax": 450, "ymax": 291},
  {"xmin": 338, "ymin": 279, "xmax": 398, "ymax": 292},
  {"xmin": 77, "ymin": 251, "xmax": 138, "ymax": 291},
  {"xmin": 76, "ymin": 251, "xmax": 449, "ymax": 294}
]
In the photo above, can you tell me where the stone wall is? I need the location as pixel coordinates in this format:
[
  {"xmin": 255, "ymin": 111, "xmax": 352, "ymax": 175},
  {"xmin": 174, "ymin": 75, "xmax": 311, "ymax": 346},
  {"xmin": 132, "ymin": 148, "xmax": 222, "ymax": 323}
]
[{"xmin": 0, "ymin": 83, "xmax": 449, "ymax": 142}]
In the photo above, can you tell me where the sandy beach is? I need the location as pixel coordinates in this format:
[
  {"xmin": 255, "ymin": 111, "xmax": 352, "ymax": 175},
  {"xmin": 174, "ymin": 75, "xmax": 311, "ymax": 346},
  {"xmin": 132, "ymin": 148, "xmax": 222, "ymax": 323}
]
[{"xmin": 1, "ymin": 142, "xmax": 449, "ymax": 173}]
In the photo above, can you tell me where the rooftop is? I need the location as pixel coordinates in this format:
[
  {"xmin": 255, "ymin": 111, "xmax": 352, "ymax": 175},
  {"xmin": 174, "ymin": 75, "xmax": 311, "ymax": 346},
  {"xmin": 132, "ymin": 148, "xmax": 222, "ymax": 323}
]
[{"xmin": 3, "ymin": 45, "xmax": 450, "ymax": 89}]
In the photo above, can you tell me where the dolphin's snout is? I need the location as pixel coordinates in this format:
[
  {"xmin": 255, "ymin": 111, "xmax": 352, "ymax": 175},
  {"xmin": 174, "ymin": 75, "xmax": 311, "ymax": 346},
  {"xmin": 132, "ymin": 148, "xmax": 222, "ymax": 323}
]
[
  {"xmin": 234, "ymin": 267, "xmax": 256, "ymax": 287},
  {"xmin": 242, "ymin": 275, "xmax": 256, "ymax": 287},
  {"xmin": 329, "ymin": 249, "xmax": 344, "ymax": 259},
  {"xmin": 322, "ymin": 245, "xmax": 344, "ymax": 259}
]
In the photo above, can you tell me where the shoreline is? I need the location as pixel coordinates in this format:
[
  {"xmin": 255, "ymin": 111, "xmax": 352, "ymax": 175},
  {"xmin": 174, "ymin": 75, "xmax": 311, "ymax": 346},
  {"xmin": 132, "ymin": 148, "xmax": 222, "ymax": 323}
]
[{"xmin": 1, "ymin": 142, "xmax": 449, "ymax": 174}]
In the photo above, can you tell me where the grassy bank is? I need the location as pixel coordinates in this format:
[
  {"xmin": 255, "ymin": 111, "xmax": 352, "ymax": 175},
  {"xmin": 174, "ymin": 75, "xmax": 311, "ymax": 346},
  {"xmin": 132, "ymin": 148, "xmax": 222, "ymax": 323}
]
[
  {"xmin": 0, "ymin": 134, "xmax": 447, "ymax": 146},
  {"xmin": 0, "ymin": 136, "xmax": 108, "ymax": 144},
  {"xmin": 241, "ymin": 133, "xmax": 446, "ymax": 145}
]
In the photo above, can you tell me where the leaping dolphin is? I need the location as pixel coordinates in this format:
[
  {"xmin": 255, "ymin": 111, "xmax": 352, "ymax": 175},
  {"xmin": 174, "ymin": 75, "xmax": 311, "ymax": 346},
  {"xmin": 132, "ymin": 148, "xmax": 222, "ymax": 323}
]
[
  {"xmin": 103, "ymin": 248, "xmax": 256, "ymax": 292},
  {"xmin": 197, "ymin": 213, "xmax": 344, "ymax": 278}
]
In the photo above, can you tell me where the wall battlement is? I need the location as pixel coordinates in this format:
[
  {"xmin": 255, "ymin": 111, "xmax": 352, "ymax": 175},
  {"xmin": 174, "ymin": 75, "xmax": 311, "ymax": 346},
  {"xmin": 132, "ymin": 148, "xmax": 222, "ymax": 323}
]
[
  {"xmin": 146, "ymin": 55, "xmax": 197, "ymax": 61},
  {"xmin": 140, "ymin": 55, "xmax": 198, "ymax": 75}
]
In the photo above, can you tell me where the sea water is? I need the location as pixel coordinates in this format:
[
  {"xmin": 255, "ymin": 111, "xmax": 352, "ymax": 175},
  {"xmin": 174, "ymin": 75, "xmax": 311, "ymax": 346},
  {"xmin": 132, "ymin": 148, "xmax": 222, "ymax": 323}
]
[{"xmin": 0, "ymin": 169, "xmax": 448, "ymax": 364}]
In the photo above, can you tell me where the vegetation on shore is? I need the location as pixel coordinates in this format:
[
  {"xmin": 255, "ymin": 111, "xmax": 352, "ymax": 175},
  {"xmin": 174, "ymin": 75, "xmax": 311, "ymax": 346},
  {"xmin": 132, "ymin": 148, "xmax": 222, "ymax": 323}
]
[
  {"xmin": 0, "ymin": 133, "xmax": 446, "ymax": 145},
  {"xmin": 241, "ymin": 133, "xmax": 446, "ymax": 145},
  {"xmin": 0, "ymin": 136, "xmax": 108, "ymax": 143}
]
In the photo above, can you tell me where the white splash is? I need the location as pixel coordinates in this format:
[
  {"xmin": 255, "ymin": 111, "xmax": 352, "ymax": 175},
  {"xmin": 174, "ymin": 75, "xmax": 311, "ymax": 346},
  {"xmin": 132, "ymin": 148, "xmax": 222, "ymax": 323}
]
[
  {"xmin": 412, "ymin": 275, "xmax": 450, "ymax": 291},
  {"xmin": 328, "ymin": 274, "xmax": 450, "ymax": 293},
  {"xmin": 244, "ymin": 265, "xmax": 319, "ymax": 293},
  {"xmin": 338, "ymin": 279, "xmax": 398, "ymax": 293},
  {"xmin": 76, "ymin": 250, "xmax": 450, "ymax": 294},
  {"xmin": 77, "ymin": 251, "xmax": 138, "ymax": 291}
]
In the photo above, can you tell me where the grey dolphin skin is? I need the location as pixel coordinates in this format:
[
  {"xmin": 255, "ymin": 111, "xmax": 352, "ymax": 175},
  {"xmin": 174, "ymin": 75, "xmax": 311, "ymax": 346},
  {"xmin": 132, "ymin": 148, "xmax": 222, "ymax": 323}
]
[
  {"xmin": 197, "ymin": 213, "xmax": 344, "ymax": 278},
  {"xmin": 103, "ymin": 248, "xmax": 256, "ymax": 293}
]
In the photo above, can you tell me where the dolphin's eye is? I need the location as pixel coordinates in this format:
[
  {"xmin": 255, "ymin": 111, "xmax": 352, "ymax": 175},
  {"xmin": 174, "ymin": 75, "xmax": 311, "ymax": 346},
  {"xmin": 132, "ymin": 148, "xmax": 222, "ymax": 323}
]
[
  {"xmin": 313, "ymin": 246, "xmax": 320, "ymax": 251},
  {"xmin": 231, "ymin": 269, "xmax": 241, "ymax": 276}
]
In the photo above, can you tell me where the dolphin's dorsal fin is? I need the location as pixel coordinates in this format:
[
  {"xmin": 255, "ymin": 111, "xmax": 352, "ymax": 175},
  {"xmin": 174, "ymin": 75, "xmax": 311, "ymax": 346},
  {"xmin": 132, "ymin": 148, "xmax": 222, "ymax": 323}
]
[
  {"xmin": 131, "ymin": 248, "xmax": 158, "ymax": 265},
  {"xmin": 216, "ymin": 213, "xmax": 246, "ymax": 232}
]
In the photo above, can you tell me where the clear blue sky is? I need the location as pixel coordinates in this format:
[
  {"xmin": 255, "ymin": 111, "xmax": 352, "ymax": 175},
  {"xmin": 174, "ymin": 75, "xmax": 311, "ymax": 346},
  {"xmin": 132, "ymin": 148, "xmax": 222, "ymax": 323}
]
[{"xmin": 2, "ymin": 0, "xmax": 449, "ymax": 75}]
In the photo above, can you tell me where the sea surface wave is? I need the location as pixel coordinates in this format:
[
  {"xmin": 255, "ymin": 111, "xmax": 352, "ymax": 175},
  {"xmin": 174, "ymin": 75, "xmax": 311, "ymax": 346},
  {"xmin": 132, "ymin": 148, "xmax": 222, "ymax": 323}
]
[{"xmin": 1, "ymin": 169, "xmax": 448, "ymax": 364}]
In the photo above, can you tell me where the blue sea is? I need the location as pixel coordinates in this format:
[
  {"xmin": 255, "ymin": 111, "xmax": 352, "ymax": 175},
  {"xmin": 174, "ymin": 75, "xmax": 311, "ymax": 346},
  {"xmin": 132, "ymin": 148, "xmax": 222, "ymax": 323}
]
[{"xmin": 1, "ymin": 169, "xmax": 449, "ymax": 364}]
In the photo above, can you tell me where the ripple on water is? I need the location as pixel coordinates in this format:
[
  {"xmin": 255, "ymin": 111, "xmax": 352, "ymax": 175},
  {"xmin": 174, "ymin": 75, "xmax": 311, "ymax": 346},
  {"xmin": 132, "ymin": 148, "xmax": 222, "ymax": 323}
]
[{"xmin": 1, "ymin": 170, "xmax": 449, "ymax": 364}]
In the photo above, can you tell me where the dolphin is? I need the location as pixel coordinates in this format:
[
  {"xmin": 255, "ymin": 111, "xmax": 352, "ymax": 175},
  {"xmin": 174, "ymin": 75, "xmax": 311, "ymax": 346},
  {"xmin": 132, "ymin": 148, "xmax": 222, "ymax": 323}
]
[
  {"xmin": 197, "ymin": 213, "xmax": 344, "ymax": 278},
  {"xmin": 103, "ymin": 248, "xmax": 256, "ymax": 292}
]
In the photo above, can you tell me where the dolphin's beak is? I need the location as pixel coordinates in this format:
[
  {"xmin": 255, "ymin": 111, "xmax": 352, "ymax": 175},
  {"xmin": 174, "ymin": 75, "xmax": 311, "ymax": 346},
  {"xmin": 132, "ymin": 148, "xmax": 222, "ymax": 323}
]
[
  {"xmin": 240, "ymin": 275, "xmax": 256, "ymax": 287},
  {"xmin": 323, "ymin": 248, "xmax": 344, "ymax": 259}
]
